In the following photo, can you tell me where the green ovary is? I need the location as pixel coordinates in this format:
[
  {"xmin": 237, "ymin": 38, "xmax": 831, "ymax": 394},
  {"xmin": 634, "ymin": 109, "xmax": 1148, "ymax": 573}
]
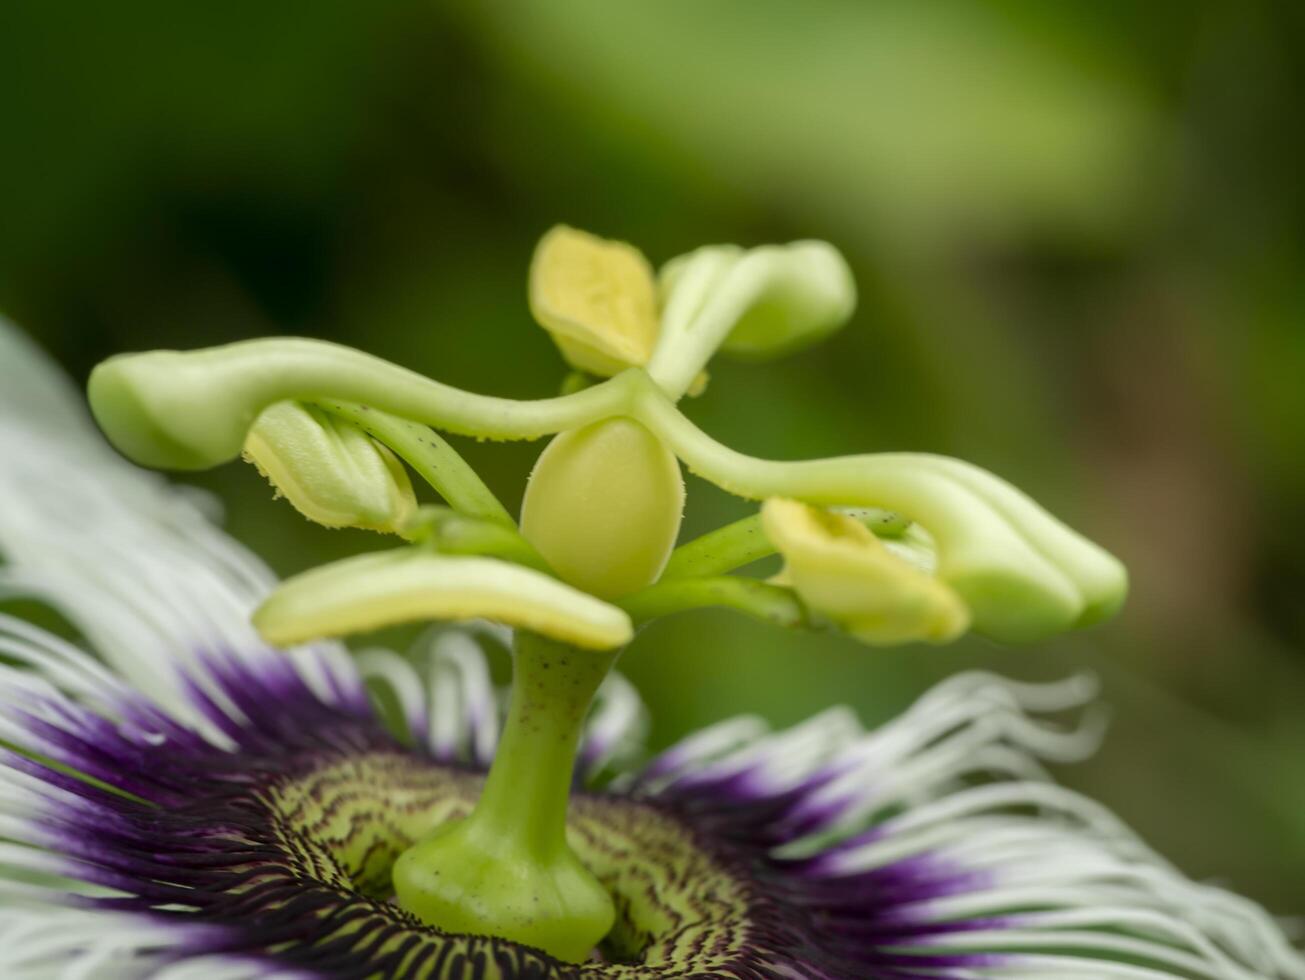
[
  {"xmin": 521, "ymin": 418, "xmax": 685, "ymax": 600},
  {"xmin": 389, "ymin": 420, "xmax": 686, "ymax": 959}
]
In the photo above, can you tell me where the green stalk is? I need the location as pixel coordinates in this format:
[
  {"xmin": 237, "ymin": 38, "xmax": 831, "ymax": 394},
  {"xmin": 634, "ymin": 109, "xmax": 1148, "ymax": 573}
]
[
  {"xmin": 476, "ymin": 634, "xmax": 617, "ymax": 848},
  {"xmin": 392, "ymin": 633, "xmax": 619, "ymax": 962},
  {"xmin": 326, "ymin": 402, "xmax": 515, "ymax": 527}
]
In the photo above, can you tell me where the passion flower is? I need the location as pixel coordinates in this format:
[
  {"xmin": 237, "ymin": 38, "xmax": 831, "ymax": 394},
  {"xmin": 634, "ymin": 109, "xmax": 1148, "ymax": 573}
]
[{"xmin": 0, "ymin": 224, "xmax": 1296, "ymax": 978}]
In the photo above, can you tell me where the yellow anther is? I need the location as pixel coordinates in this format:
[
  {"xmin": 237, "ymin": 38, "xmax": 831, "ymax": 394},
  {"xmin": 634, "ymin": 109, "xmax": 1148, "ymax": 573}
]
[
  {"xmin": 762, "ymin": 498, "xmax": 969, "ymax": 645},
  {"xmin": 243, "ymin": 402, "xmax": 416, "ymax": 534},
  {"xmin": 529, "ymin": 225, "xmax": 660, "ymax": 377}
]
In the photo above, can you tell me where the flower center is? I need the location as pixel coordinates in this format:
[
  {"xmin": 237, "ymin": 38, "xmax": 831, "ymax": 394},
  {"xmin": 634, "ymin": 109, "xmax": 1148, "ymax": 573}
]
[{"xmin": 263, "ymin": 750, "xmax": 760, "ymax": 973}]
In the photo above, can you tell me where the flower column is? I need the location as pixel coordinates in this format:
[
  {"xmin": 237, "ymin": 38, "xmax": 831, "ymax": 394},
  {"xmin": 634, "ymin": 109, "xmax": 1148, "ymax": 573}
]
[
  {"xmin": 396, "ymin": 413, "xmax": 684, "ymax": 960},
  {"xmin": 393, "ymin": 635, "xmax": 621, "ymax": 961}
]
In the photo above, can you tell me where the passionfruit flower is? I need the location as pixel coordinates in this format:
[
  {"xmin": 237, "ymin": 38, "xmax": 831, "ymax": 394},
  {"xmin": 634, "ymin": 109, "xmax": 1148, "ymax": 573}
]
[{"xmin": 0, "ymin": 227, "xmax": 1299, "ymax": 978}]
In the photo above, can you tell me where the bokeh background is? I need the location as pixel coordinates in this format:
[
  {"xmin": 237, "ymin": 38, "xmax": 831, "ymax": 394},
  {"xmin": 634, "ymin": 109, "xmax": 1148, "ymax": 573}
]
[{"xmin": 2, "ymin": 1, "xmax": 1302, "ymax": 909}]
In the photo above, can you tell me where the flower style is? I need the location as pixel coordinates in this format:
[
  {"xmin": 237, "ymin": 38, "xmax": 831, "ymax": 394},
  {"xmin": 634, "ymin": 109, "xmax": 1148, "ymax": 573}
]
[{"xmin": 0, "ymin": 226, "xmax": 1300, "ymax": 979}]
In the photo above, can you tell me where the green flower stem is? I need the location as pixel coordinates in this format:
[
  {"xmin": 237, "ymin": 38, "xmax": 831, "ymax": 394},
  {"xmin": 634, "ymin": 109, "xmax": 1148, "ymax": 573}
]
[
  {"xmin": 618, "ymin": 575, "xmax": 807, "ymax": 629},
  {"xmin": 477, "ymin": 633, "xmax": 617, "ymax": 847},
  {"xmin": 661, "ymin": 510, "xmax": 910, "ymax": 580},
  {"xmin": 401, "ymin": 507, "xmax": 551, "ymax": 573},
  {"xmin": 660, "ymin": 514, "xmax": 776, "ymax": 579},
  {"xmin": 393, "ymin": 633, "xmax": 619, "ymax": 961},
  {"xmin": 325, "ymin": 401, "xmax": 515, "ymax": 527}
]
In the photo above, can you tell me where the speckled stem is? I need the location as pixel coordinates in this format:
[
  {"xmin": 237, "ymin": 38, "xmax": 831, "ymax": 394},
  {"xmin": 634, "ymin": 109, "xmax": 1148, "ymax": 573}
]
[
  {"xmin": 476, "ymin": 632, "xmax": 620, "ymax": 852},
  {"xmin": 392, "ymin": 631, "xmax": 621, "ymax": 959}
]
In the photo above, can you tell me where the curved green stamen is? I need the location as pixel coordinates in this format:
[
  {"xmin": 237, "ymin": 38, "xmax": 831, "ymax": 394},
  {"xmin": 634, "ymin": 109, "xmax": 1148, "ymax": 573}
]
[
  {"xmin": 401, "ymin": 506, "xmax": 549, "ymax": 572},
  {"xmin": 619, "ymin": 575, "xmax": 808, "ymax": 629},
  {"xmin": 325, "ymin": 402, "xmax": 514, "ymax": 528},
  {"xmin": 632, "ymin": 385, "xmax": 1125, "ymax": 642},
  {"xmin": 648, "ymin": 240, "xmax": 857, "ymax": 400}
]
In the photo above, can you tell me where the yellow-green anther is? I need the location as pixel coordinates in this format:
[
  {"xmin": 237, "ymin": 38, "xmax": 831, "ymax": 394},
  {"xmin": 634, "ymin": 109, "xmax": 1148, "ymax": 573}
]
[
  {"xmin": 762, "ymin": 498, "xmax": 970, "ymax": 646},
  {"xmin": 648, "ymin": 241, "xmax": 856, "ymax": 400},
  {"xmin": 521, "ymin": 418, "xmax": 685, "ymax": 600},
  {"xmin": 252, "ymin": 548, "xmax": 633, "ymax": 651},
  {"xmin": 243, "ymin": 402, "xmax": 417, "ymax": 534},
  {"xmin": 529, "ymin": 224, "xmax": 661, "ymax": 377}
]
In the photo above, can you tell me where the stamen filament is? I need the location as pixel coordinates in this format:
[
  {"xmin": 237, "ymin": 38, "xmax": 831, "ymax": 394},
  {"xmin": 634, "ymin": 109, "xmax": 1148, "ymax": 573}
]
[
  {"xmin": 662, "ymin": 509, "xmax": 909, "ymax": 580},
  {"xmin": 618, "ymin": 575, "xmax": 808, "ymax": 628},
  {"xmin": 401, "ymin": 506, "xmax": 550, "ymax": 572},
  {"xmin": 660, "ymin": 513, "xmax": 776, "ymax": 579},
  {"xmin": 325, "ymin": 401, "xmax": 515, "ymax": 527}
]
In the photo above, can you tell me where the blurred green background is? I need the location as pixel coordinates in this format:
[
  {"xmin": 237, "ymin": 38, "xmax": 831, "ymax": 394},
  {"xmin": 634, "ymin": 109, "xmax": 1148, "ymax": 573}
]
[{"xmin": 2, "ymin": 1, "xmax": 1302, "ymax": 909}]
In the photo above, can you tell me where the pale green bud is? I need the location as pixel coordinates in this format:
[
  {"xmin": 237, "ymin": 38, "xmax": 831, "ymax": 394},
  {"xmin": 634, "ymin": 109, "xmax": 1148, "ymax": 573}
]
[{"xmin": 243, "ymin": 401, "xmax": 416, "ymax": 534}]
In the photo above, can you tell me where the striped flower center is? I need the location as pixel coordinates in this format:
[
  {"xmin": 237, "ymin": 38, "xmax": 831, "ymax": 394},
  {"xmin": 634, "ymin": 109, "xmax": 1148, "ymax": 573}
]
[{"xmin": 224, "ymin": 750, "xmax": 767, "ymax": 975}]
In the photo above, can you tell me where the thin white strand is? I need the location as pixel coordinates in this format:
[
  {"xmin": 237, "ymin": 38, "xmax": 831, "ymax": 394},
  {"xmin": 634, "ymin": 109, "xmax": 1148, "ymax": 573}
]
[
  {"xmin": 933, "ymin": 930, "xmax": 1254, "ymax": 980},
  {"xmin": 0, "ymin": 908, "xmax": 188, "ymax": 979},
  {"xmin": 881, "ymin": 780, "xmax": 1133, "ymax": 841},
  {"xmin": 1019, "ymin": 908, "xmax": 1290, "ymax": 979},
  {"xmin": 356, "ymin": 647, "xmax": 428, "ymax": 743},
  {"xmin": 918, "ymin": 927, "xmax": 1224, "ymax": 978},
  {"xmin": 972, "ymin": 955, "xmax": 1216, "ymax": 980},
  {"xmin": 917, "ymin": 670, "xmax": 1101, "ymax": 714},
  {"xmin": 151, "ymin": 957, "xmax": 302, "ymax": 980},
  {"xmin": 287, "ymin": 642, "xmax": 359, "ymax": 709},
  {"xmin": 643, "ymin": 715, "xmax": 771, "ymax": 785},
  {"xmin": 677, "ymin": 707, "xmax": 861, "ymax": 791},
  {"xmin": 807, "ymin": 735, "xmax": 1058, "ymax": 839},
  {"xmin": 0, "ymin": 616, "xmax": 136, "ymax": 703},
  {"xmin": 580, "ymin": 671, "xmax": 648, "ymax": 780},
  {"xmin": 792, "ymin": 681, "xmax": 1105, "ymax": 828},
  {"xmin": 425, "ymin": 630, "xmax": 499, "ymax": 764},
  {"xmin": 444, "ymin": 629, "xmax": 502, "ymax": 765}
]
